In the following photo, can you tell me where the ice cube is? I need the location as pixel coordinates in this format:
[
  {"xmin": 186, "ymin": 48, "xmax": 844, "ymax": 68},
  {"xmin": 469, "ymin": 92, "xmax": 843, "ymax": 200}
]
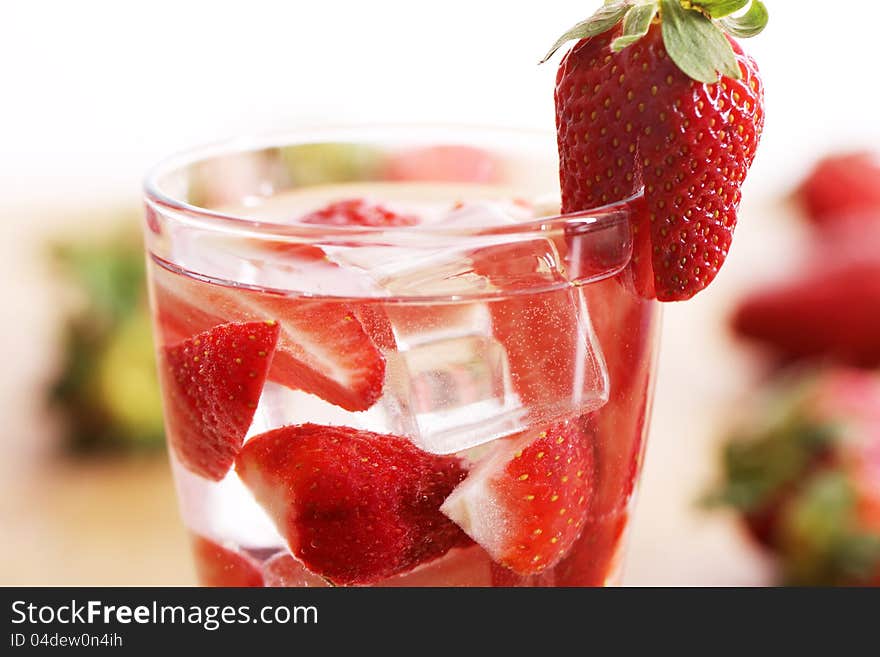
[
  {"xmin": 249, "ymin": 380, "xmax": 419, "ymax": 440},
  {"xmin": 171, "ymin": 456, "xmax": 284, "ymax": 549},
  {"xmin": 321, "ymin": 200, "xmax": 533, "ymax": 297},
  {"xmin": 436, "ymin": 200, "xmax": 532, "ymax": 227},
  {"xmin": 316, "ymin": 201, "xmax": 608, "ymax": 456},
  {"xmin": 383, "ymin": 288, "xmax": 610, "ymax": 455},
  {"xmin": 383, "ymin": 332, "xmax": 527, "ymax": 455}
]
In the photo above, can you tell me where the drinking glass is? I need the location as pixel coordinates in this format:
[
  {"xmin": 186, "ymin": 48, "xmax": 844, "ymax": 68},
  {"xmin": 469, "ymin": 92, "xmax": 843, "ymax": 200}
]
[{"xmin": 143, "ymin": 126, "xmax": 659, "ymax": 587}]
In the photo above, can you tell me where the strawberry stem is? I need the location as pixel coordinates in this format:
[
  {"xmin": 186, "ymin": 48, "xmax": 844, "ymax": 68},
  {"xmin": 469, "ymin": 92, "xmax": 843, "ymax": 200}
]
[{"xmin": 541, "ymin": 0, "xmax": 768, "ymax": 83}]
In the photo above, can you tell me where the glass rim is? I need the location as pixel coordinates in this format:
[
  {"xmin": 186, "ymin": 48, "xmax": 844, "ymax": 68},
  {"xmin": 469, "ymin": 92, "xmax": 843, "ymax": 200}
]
[{"xmin": 142, "ymin": 123, "xmax": 641, "ymax": 243}]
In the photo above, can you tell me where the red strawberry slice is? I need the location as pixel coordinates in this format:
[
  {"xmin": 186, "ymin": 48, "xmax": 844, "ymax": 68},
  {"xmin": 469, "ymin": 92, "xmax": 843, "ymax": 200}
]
[
  {"xmin": 299, "ymin": 198, "xmax": 419, "ymax": 227},
  {"xmin": 161, "ymin": 321, "xmax": 278, "ymax": 481},
  {"xmin": 441, "ymin": 418, "xmax": 595, "ymax": 575},
  {"xmin": 190, "ymin": 534, "xmax": 264, "ymax": 587},
  {"xmin": 151, "ymin": 265, "xmax": 385, "ymax": 412},
  {"xmin": 797, "ymin": 152, "xmax": 880, "ymax": 229},
  {"xmin": 235, "ymin": 423, "xmax": 473, "ymax": 586},
  {"xmin": 731, "ymin": 260, "xmax": 880, "ymax": 369},
  {"xmin": 549, "ymin": 5, "xmax": 765, "ymax": 301},
  {"xmin": 262, "ymin": 552, "xmax": 329, "ymax": 587},
  {"xmin": 386, "ymin": 145, "xmax": 498, "ymax": 184}
]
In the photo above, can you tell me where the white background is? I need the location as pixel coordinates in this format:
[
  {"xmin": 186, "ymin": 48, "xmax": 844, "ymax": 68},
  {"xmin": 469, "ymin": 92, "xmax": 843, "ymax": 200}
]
[
  {"xmin": 2, "ymin": 0, "xmax": 878, "ymax": 585},
  {"xmin": 3, "ymin": 0, "xmax": 879, "ymax": 209}
]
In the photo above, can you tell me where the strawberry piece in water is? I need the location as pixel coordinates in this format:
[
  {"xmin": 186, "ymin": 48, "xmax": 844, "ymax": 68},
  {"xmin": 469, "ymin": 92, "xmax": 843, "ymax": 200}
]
[
  {"xmin": 152, "ymin": 266, "xmax": 385, "ymax": 412},
  {"xmin": 161, "ymin": 321, "xmax": 278, "ymax": 481},
  {"xmin": 386, "ymin": 145, "xmax": 498, "ymax": 184},
  {"xmin": 299, "ymin": 198, "xmax": 418, "ymax": 227},
  {"xmin": 190, "ymin": 534, "xmax": 264, "ymax": 587},
  {"xmin": 441, "ymin": 418, "xmax": 595, "ymax": 575},
  {"xmin": 235, "ymin": 423, "xmax": 473, "ymax": 586}
]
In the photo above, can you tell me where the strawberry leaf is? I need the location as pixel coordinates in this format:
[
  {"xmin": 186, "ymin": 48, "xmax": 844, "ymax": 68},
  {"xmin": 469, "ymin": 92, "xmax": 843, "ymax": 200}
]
[
  {"xmin": 692, "ymin": 0, "xmax": 749, "ymax": 19},
  {"xmin": 540, "ymin": 0, "xmax": 630, "ymax": 63},
  {"xmin": 612, "ymin": 2, "xmax": 659, "ymax": 52},
  {"xmin": 660, "ymin": 0, "xmax": 741, "ymax": 83},
  {"xmin": 720, "ymin": 0, "xmax": 769, "ymax": 38}
]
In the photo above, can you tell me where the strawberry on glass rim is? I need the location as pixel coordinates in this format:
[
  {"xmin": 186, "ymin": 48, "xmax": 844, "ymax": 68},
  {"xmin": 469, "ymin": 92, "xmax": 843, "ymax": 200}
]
[{"xmin": 542, "ymin": 0, "xmax": 767, "ymax": 301}]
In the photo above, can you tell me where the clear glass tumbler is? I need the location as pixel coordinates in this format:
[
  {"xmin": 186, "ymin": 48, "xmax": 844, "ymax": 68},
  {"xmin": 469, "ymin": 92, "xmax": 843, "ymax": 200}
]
[{"xmin": 143, "ymin": 126, "xmax": 659, "ymax": 587}]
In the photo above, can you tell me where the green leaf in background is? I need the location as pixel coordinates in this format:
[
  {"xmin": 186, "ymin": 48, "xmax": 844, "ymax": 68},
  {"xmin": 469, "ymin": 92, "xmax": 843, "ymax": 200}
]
[
  {"xmin": 720, "ymin": 0, "xmax": 769, "ymax": 38},
  {"xmin": 660, "ymin": 0, "xmax": 741, "ymax": 83},
  {"xmin": 50, "ymin": 221, "xmax": 165, "ymax": 453},
  {"xmin": 778, "ymin": 471, "xmax": 880, "ymax": 586},
  {"xmin": 540, "ymin": 0, "xmax": 631, "ymax": 63},
  {"xmin": 280, "ymin": 142, "xmax": 386, "ymax": 187},
  {"xmin": 612, "ymin": 2, "xmax": 659, "ymax": 52},
  {"xmin": 830, "ymin": 533, "xmax": 880, "ymax": 585},
  {"xmin": 706, "ymin": 374, "xmax": 839, "ymax": 512},
  {"xmin": 96, "ymin": 311, "xmax": 165, "ymax": 445},
  {"xmin": 52, "ymin": 234, "xmax": 145, "ymax": 326}
]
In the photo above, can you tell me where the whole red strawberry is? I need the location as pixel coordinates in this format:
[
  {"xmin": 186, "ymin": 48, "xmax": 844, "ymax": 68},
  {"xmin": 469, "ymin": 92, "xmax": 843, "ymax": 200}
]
[{"xmin": 544, "ymin": 0, "xmax": 767, "ymax": 301}]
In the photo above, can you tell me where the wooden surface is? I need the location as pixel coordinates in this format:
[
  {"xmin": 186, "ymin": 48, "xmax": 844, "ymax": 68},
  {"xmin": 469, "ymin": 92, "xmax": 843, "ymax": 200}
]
[{"xmin": 0, "ymin": 193, "xmax": 800, "ymax": 586}]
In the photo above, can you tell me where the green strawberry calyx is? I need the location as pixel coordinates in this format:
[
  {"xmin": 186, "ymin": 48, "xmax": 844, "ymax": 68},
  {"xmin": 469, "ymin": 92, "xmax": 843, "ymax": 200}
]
[{"xmin": 540, "ymin": 0, "xmax": 769, "ymax": 84}]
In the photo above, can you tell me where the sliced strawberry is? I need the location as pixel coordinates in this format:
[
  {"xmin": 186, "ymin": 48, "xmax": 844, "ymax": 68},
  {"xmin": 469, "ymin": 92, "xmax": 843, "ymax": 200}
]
[
  {"xmin": 160, "ymin": 321, "xmax": 278, "ymax": 480},
  {"xmin": 151, "ymin": 265, "xmax": 385, "ymax": 412},
  {"xmin": 235, "ymin": 423, "xmax": 473, "ymax": 586},
  {"xmin": 262, "ymin": 552, "xmax": 329, "ymax": 587},
  {"xmin": 299, "ymin": 198, "xmax": 418, "ymax": 227},
  {"xmin": 441, "ymin": 418, "xmax": 595, "ymax": 575},
  {"xmin": 731, "ymin": 260, "xmax": 880, "ymax": 368},
  {"xmin": 797, "ymin": 152, "xmax": 880, "ymax": 229},
  {"xmin": 386, "ymin": 145, "xmax": 498, "ymax": 184},
  {"xmin": 190, "ymin": 534, "xmax": 264, "ymax": 587}
]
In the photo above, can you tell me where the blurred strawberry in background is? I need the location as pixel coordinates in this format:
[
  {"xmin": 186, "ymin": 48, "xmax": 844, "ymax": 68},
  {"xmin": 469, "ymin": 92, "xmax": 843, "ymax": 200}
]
[
  {"xmin": 732, "ymin": 151, "xmax": 880, "ymax": 369},
  {"xmin": 731, "ymin": 259, "xmax": 880, "ymax": 369},
  {"xmin": 49, "ymin": 217, "xmax": 164, "ymax": 453},
  {"xmin": 709, "ymin": 368, "xmax": 880, "ymax": 586},
  {"xmin": 712, "ymin": 150, "xmax": 880, "ymax": 585},
  {"xmin": 796, "ymin": 152, "xmax": 880, "ymax": 233}
]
